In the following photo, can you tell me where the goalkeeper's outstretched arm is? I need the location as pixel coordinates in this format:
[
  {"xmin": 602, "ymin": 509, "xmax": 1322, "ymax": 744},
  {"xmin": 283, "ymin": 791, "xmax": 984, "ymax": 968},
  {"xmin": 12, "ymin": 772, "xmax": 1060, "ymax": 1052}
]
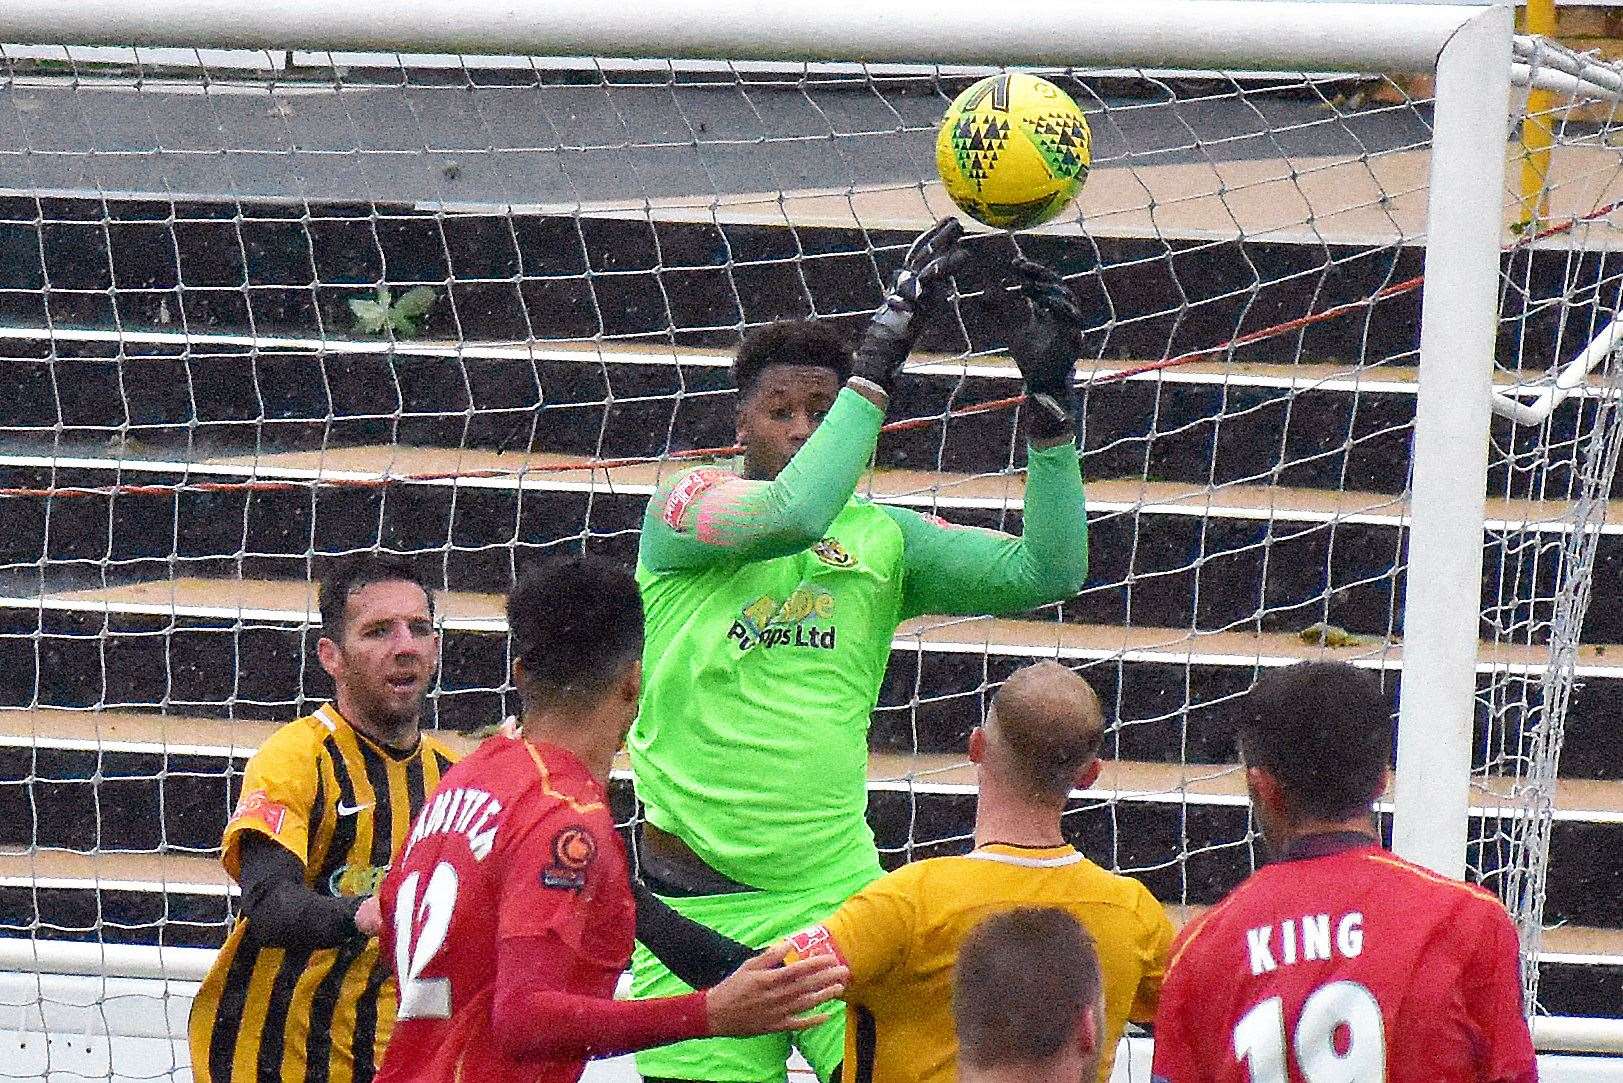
[
  {"xmin": 639, "ymin": 387, "xmax": 884, "ymax": 573},
  {"xmin": 884, "ymin": 440, "xmax": 1088, "ymax": 619},
  {"xmin": 641, "ymin": 217, "xmax": 969, "ymax": 575},
  {"xmin": 884, "ymin": 255, "xmax": 1094, "ymax": 618}
]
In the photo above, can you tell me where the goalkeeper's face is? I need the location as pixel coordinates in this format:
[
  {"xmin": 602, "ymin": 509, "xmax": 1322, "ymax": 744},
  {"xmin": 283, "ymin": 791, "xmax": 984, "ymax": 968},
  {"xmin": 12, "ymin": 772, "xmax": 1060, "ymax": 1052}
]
[{"xmin": 737, "ymin": 364, "xmax": 842, "ymax": 480}]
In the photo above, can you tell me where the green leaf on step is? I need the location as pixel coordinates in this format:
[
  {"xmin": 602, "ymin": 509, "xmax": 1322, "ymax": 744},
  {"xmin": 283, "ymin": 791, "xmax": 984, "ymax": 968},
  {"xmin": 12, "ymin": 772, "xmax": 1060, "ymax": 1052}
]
[{"xmin": 349, "ymin": 284, "xmax": 438, "ymax": 338}]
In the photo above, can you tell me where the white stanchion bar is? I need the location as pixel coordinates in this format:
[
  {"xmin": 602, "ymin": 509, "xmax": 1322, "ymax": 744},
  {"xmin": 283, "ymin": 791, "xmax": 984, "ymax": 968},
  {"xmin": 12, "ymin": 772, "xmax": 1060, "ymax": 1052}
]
[
  {"xmin": 1392, "ymin": 5, "xmax": 1514, "ymax": 878},
  {"xmin": 1493, "ymin": 319, "xmax": 1623, "ymax": 426},
  {"xmin": 1537, "ymin": 1017, "xmax": 1623, "ymax": 1056},
  {"xmin": 0, "ymin": 937, "xmax": 214, "ymax": 981},
  {"xmin": 0, "ymin": 0, "xmax": 1482, "ymax": 72},
  {"xmin": 0, "ymin": 938, "xmax": 1620, "ymax": 1053},
  {"xmin": 1514, "ymin": 33, "xmax": 1623, "ymax": 98},
  {"xmin": 1512, "ymin": 62, "xmax": 1623, "ymax": 103}
]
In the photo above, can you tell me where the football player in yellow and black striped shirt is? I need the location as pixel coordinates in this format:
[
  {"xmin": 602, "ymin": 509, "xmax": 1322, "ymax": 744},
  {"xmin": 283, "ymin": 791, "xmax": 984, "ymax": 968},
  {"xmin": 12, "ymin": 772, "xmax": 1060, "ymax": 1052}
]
[
  {"xmin": 783, "ymin": 662, "xmax": 1175, "ymax": 1083},
  {"xmin": 189, "ymin": 555, "xmax": 460, "ymax": 1083}
]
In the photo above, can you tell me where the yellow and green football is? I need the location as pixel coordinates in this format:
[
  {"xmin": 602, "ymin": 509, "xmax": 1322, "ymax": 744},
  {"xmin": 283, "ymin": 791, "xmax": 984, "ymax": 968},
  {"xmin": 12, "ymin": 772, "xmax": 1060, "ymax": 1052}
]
[{"xmin": 936, "ymin": 73, "xmax": 1092, "ymax": 231}]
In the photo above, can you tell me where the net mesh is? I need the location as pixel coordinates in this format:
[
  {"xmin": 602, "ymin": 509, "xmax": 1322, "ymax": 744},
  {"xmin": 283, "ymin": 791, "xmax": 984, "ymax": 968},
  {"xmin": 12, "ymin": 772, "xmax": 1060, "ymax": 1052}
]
[
  {"xmin": 1477, "ymin": 49, "xmax": 1623, "ymax": 1013},
  {"xmin": 0, "ymin": 37, "xmax": 1618, "ymax": 1078}
]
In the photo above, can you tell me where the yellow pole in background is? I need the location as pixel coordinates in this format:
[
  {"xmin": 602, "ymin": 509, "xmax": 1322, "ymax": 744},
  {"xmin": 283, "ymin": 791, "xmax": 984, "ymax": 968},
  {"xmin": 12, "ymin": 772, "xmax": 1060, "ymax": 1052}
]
[{"xmin": 1519, "ymin": 0, "xmax": 1558, "ymax": 227}]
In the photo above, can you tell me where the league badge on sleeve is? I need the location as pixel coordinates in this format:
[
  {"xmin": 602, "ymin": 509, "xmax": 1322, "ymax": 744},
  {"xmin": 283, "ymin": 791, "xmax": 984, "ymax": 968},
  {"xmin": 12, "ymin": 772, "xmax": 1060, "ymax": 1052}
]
[
  {"xmin": 541, "ymin": 825, "xmax": 597, "ymax": 890},
  {"xmin": 662, "ymin": 469, "xmax": 724, "ymax": 531},
  {"xmin": 231, "ymin": 789, "xmax": 288, "ymax": 834},
  {"xmin": 784, "ymin": 924, "xmax": 844, "ymax": 964}
]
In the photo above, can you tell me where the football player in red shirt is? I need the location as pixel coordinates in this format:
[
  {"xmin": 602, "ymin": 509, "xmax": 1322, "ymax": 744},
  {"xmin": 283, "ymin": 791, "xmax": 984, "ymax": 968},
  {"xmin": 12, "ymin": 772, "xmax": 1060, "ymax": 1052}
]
[
  {"xmin": 1151, "ymin": 661, "xmax": 1537, "ymax": 1083},
  {"xmin": 373, "ymin": 555, "xmax": 848, "ymax": 1083}
]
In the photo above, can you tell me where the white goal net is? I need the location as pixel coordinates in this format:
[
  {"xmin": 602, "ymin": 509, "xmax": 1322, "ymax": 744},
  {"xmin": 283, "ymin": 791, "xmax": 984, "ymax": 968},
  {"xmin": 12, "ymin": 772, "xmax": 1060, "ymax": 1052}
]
[{"xmin": 0, "ymin": 12, "xmax": 1620, "ymax": 1078}]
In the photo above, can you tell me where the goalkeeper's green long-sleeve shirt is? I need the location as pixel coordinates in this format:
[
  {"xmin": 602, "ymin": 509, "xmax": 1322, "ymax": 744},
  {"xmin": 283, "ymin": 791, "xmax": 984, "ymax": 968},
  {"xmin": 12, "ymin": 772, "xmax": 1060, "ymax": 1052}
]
[{"xmin": 630, "ymin": 388, "xmax": 1089, "ymax": 892}]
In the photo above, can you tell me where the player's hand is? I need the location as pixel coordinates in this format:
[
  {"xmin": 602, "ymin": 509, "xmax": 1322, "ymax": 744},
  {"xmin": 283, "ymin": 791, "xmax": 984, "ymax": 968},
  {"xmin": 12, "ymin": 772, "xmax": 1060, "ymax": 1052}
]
[
  {"xmin": 850, "ymin": 216, "xmax": 970, "ymax": 398},
  {"xmin": 1006, "ymin": 255, "xmax": 1088, "ymax": 441},
  {"xmin": 704, "ymin": 941, "xmax": 849, "ymax": 1037},
  {"xmin": 353, "ymin": 895, "xmax": 383, "ymax": 938}
]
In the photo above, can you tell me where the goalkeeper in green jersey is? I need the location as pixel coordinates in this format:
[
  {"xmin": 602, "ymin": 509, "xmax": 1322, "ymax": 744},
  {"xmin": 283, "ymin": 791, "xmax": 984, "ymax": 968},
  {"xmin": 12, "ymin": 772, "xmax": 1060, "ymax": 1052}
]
[{"xmin": 629, "ymin": 217, "xmax": 1092, "ymax": 1083}]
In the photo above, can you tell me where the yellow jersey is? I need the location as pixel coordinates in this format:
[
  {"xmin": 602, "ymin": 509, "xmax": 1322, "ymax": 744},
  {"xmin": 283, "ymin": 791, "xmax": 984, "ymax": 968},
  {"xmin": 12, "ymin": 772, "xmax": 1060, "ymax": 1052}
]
[
  {"xmin": 188, "ymin": 703, "xmax": 459, "ymax": 1083},
  {"xmin": 805, "ymin": 841, "xmax": 1173, "ymax": 1083}
]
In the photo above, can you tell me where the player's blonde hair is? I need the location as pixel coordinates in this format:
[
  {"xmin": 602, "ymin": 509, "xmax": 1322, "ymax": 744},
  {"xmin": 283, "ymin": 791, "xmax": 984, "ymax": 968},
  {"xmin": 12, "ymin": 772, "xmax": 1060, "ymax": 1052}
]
[{"xmin": 986, "ymin": 661, "xmax": 1104, "ymax": 802}]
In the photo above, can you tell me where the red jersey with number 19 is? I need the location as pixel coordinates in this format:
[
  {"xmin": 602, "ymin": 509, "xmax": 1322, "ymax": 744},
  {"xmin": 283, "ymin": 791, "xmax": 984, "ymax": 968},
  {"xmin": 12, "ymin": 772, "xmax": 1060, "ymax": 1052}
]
[
  {"xmin": 373, "ymin": 735, "xmax": 635, "ymax": 1083},
  {"xmin": 1152, "ymin": 834, "xmax": 1536, "ymax": 1083}
]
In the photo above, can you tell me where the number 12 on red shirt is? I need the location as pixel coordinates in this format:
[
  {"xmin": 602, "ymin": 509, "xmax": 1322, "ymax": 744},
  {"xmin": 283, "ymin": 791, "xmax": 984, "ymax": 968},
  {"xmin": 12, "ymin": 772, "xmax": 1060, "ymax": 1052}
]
[{"xmin": 394, "ymin": 862, "xmax": 460, "ymax": 1020}]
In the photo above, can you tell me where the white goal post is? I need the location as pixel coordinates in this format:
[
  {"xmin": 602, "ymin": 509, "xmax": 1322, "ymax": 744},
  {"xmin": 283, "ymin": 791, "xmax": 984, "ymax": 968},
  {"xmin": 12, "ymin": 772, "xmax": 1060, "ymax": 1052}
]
[{"xmin": 0, "ymin": 0, "xmax": 1509, "ymax": 74}]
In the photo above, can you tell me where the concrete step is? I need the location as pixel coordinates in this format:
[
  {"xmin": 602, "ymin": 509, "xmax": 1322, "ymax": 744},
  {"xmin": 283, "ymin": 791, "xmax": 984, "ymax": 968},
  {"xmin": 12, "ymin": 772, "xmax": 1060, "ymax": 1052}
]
[
  {"xmin": 6, "ymin": 708, "xmax": 1620, "ymax": 930},
  {"xmin": 3, "ymin": 332, "xmax": 1612, "ymax": 499},
  {"xmin": 7, "ymin": 450, "xmax": 1619, "ymax": 640},
  {"xmin": 0, "ymin": 203, "xmax": 1417, "ymax": 365},
  {"xmin": 0, "ymin": 196, "xmax": 1599, "ymax": 375},
  {"xmin": 0, "ymin": 848, "xmax": 233, "ymax": 950},
  {"xmin": 3, "ymin": 578, "xmax": 1620, "ymax": 779},
  {"xmin": 8, "ymin": 706, "xmax": 1617, "ymax": 822}
]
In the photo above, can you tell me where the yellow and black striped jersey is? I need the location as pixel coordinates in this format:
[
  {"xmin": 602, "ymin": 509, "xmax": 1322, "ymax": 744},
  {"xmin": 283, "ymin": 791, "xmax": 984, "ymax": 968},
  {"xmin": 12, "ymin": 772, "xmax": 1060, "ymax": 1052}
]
[
  {"xmin": 803, "ymin": 842, "xmax": 1175, "ymax": 1083},
  {"xmin": 188, "ymin": 703, "xmax": 459, "ymax": 1083}
]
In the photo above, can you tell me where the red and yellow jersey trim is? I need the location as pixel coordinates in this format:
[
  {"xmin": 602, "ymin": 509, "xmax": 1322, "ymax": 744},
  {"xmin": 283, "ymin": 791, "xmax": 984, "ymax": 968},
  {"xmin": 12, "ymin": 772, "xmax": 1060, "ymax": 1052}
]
[{"xmin": 522, "ymin": 739, "xmax": 607, "ymax": 816}]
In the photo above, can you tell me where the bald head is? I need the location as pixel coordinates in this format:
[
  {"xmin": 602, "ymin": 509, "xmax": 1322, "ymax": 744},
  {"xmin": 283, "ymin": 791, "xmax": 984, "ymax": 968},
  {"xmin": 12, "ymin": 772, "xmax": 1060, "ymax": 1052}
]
[{"xmin": 985, "ymin": 662, "xmax": 1105, "ymax": 803}]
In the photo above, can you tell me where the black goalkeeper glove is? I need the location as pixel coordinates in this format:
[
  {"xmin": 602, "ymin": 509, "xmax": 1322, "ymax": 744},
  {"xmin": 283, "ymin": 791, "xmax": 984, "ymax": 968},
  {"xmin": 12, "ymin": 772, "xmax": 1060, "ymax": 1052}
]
[
  {"xmin": 850, "ymin": 216, "xmax": 970, "ymax": 397},
  {"xmin": 1008, "ymin": 255, "xmax": 1087, "ymax": 441}
]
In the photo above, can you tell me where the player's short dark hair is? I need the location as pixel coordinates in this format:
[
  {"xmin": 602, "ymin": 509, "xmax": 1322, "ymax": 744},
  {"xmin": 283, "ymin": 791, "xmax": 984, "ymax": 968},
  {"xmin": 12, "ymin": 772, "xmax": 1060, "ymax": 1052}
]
[
  {"xmin": 318, "ymin": 553, "xmax": 436, "ymax": 641},
  {"xmin": 1237, "ymin": 661, "xmax": 1393, "ymax": 822},
  {"xmin": 507, "ymin": 553, "xmax": 644, "ymax": 710},
  {"xmin": 954, "ymin": 907, "xmax": 1101, "ymax": 1069},
  {"xmin": 731, "ymin": 320, "xmax": 853, "ymax": 397}
]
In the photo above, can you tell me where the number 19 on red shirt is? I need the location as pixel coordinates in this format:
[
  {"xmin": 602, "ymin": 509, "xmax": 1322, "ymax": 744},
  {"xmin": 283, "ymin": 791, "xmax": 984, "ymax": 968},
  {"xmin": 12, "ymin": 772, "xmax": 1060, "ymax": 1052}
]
[{"xmin": 1233, "ymin": 980, "xmax": 1385, "ymax": 1082}]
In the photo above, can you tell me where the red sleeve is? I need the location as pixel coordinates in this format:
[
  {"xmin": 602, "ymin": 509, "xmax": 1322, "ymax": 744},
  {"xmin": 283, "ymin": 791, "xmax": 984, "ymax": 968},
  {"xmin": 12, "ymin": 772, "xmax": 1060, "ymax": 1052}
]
[
  {"xmin": 490, "ymin": 933, "xmax": 709, "ymax": 1059},
  {"xmin": 1149, "ymin": 935, "xmax": 1205, "ymax": 1083},
  {"xmin": 1463, "ymin": 902, "xmax": 1538, "ymax": 1083}
]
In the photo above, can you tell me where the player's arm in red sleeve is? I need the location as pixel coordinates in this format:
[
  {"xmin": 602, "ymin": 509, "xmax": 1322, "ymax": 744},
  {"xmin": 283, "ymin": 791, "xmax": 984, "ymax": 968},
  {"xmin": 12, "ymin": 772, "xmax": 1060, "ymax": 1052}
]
[
  {"xmin": 489, "ymin": 811, "xmax": 708, "ymax": 1061},
  {"xmin": 489, "ymin": 810, "xmax": 849, "ymax": 1062},
  {"xmin": 1149, "ymin": 929, "xmax": 1209, "ymax": 1083},
  {"xmin": 494, "ymin": 937, "xmax": 846, "ymax": 1061},
  {"xmin": 492, "ymin": 935, "xmax": 710, "ymax": 1060},
  {"xmin": 1463, "ymin": 900, "xmax": 1538, "ymax": 1083}
]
